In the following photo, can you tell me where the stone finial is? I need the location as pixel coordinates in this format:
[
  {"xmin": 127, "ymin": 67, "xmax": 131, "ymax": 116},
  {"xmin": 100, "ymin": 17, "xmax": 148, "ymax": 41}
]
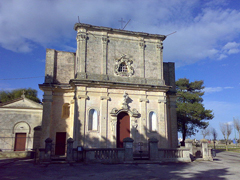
[
  {"xmin": 148, "ymin": 137, "xmax": 159, "ymax": 143},
  {"xmin": 185, "ymin": 139, "xmax": 193, "ymax": 143},
  {"xmin": 45, "ymin": 138, "xmax": 52, "ymax": 143},
  {"xmin": 67, "ymin": 138, "xmax": 74, "ymax": 143},
  {"xmin": 123, "ymin": 137, "xmax": 134, "ymax": 142},
  {"xmin": 200, "ymin": 139, "xmax": 208, "ymax": 143}
]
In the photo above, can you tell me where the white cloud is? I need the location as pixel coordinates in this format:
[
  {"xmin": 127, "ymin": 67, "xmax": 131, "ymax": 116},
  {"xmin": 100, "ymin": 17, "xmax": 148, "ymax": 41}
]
[
  {"xmin": 218, "ymin": 42, "xmax": 240, "ymax": 58},
  {"xmin": 204, "ymin": 86, "xmax": 234, "ymax": 93},
  {"xmin": 223, "ymin": 42, "xmax": 240, "ymax": 50},
  {"xmin": 1, "ymin": 0, "xmax": 240, "ymax": 65},
  {"xmin": 205, "ymin": 87, "xmax": 223, "ymax": 93},
  {"xmin": 224, "ymin": 87, "xmax": 234, "ymax": 89}
]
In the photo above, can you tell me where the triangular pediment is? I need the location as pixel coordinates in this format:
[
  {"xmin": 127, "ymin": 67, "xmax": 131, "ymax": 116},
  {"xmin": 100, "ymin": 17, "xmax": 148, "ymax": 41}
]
[{"xmin": 0, "ymin": 97, "xmax": 42, "ymax": 109}]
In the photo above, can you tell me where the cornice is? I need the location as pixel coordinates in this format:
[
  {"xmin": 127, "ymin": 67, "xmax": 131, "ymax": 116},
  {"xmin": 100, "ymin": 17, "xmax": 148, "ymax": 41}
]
[{"xmin": 74, "ymin": 23, "xmax": 166, "ymax": 41}]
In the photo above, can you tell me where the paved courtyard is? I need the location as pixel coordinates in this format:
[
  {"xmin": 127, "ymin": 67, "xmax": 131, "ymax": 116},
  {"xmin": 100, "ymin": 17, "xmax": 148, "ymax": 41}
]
[{"xmin": 0, "ymin": 151, "xmax": 240, "ymax": 180}]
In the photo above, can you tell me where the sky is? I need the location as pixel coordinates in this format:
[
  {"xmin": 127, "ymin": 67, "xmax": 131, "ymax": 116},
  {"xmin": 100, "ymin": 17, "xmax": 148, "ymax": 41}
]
[{"xmin": 1, "ymin": 0, "xmax": 240, "ymax": 140}]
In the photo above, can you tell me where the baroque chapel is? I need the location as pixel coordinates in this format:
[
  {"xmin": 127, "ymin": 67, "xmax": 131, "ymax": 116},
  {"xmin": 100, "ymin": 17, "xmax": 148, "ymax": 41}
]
[{"xmin": 39, "ymin": 23, "xmax": 177, "ymax": 155}]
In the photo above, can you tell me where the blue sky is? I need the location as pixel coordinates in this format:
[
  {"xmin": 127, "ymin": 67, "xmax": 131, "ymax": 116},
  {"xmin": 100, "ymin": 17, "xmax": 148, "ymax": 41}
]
[{"xmin": 1, "ymin": 0, "xmax": 240, "ymax": 140}]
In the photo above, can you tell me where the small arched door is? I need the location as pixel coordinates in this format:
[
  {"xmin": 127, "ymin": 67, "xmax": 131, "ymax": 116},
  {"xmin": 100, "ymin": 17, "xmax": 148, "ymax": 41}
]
[{"xmin": 117, "ymin": 112, "xmax": 130, "ymax": 148}]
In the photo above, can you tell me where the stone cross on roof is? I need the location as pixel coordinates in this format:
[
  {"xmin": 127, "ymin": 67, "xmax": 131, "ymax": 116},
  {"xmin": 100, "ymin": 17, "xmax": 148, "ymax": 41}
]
[
  {"xmin": 21, "ymin": 90, "xmax": 25, "ymax": 98},
  {"xmin": 118, "ymin": 18, "xmax": 125, "ymax": 29}
]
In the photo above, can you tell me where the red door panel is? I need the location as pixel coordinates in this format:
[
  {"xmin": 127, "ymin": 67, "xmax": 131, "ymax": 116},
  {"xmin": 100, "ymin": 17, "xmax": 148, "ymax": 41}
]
[
  {"xmin": 117, "ymin": 112, "xmax": 130, "ymax": 148},
  {"xmin": 14, "ymin": 133, "xmax": 26, "ymax": 151},
  {"xmin": 55, "ymin": 132, "xmax": 66, "ymax": 155}
]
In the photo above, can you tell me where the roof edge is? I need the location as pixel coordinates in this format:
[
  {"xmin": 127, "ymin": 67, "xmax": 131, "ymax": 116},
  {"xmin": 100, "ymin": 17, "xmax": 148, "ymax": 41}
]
[{"xmin": 74, "ymin": 23, "xmax": 166, "ymax": 41}]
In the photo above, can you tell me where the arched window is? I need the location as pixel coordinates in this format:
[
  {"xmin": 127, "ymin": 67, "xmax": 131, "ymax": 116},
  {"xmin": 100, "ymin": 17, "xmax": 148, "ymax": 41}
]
[
  {"xmin": 62, "ymin": 103, "xmax": 70, "ymax": 118},
  {"xmin": 88, "ymin": 109, "xmax": 98, "ymax": 131},
  {"xmin": 118, "ymin": 62, "xmax": 128, "ymax": 73},
  {"xmin": 149, "ymin": 111, "xmax": 157, "ymax": 131}
]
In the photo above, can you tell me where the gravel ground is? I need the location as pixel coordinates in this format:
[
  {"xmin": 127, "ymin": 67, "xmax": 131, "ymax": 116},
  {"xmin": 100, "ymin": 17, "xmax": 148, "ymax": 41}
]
[{"xmin": 0, "ymin": 151, "xmax": 239, "ymax": 180}]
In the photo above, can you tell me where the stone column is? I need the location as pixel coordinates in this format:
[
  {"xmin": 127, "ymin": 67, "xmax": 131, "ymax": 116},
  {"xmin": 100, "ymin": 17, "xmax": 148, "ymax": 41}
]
[
  {"xmin": 100, "ymin": 94, "xmax": 110, "ymax": 147},
  {"xmin": 77, "ymin": 92, "xmax": 89, "ymax": 147},
  {"xmin": 69, "ymin": 99, "xmax": 75, "ymax": 139},
  {"xmin": 40, "ymin": 91, "xmax": 53, "ymax": 148},
  {"xmin": 123, "ymin": 137, "xmax": 134, "ymax": 161},
  {"xmin": 45, "ymin": 138, "xmax": 52, "ymax": 161},
  {"xmin": 67, "ymin": 138, "xmax": 74, "ymax": 162},
  {"xmin": 156, "ymin": 42, "xmax": 163, "ymax": 80},
  {"xmin": 139, "ymin": 97, "xmax": 149, "ymax": 141},
  {"xmin": 73, "ymin": 86, "xmax": 88, "ymax": 147},
  {"xmin": 148, "ymin": 137, "xmax": 159, "ymax": 161},
  {"xmin": 169, "ymin": 96, "xmax": 178, "ymax": 148},
  {"xmin": 76, "ymin": 31, "xmax": 87, "ymax": 77},
  {"xmin": 110, "ymin": 115, "xmax": 117, "ymax": 148},
  {"xmin": 185, "ymin": 139, "xmax": 193, "ymax": 158},
  {"xmin": 139, "ymin": 40, "xmax": 145, "ymax": 78},
  {"xmin": 101, "ymin": 36, "xmax": 108, "ymax": 75},
  {"xmin": 158, "ymin": 97, "xmax": 167, "ymax": 148}
]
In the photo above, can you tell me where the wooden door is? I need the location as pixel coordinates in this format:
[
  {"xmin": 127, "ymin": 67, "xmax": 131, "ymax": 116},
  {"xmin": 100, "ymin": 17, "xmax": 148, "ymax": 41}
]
[
  {"xmin": 14, "ymin": 133, "xmax": 26, "ymax": 151},
  {"xmin": 117, "ymin": 112, "xmax": 130, "ymax": 148},
  {"xmin": 55, "ymin": 132, "xmax": 66, "ymax": 155}
]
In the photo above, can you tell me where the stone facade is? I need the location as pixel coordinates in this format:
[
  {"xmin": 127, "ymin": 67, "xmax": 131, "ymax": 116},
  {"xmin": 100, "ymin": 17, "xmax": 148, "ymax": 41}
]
[
  {"xmin": 0, "ymin": 95, "xmax": 42, "ymax": 152},
  {"xmin": 39, "ymin": 23, "xmax": 178, "ymax": 153}
]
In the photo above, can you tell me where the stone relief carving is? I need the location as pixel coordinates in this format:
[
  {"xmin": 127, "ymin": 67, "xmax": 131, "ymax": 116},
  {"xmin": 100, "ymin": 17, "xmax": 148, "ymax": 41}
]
[
  {"xmin": 122, "ymin": 91, "xmax": 129, "ymax": 110},
  {"xmin": 114, "ymin": 54, "xmax": 134, "ymax": 77},
  {"xmin": 131, "ymin": 118, "xmax": 138, "ymax": 129},
  {"xmin": 111, "ymin": 119, "xmax": 117, "ymax": 132}
]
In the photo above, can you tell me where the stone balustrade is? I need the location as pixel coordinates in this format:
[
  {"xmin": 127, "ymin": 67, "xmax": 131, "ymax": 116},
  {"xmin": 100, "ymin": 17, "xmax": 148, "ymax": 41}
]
[{"xmin": 38, "ymin": 137, "xmax": 212, "ymax": 164}]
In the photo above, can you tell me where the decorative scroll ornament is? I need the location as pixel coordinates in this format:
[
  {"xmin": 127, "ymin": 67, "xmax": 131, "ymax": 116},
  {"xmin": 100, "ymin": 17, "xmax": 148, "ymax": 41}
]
[
  {"xmin": 122, "ymin": 91, "xmax": 129, "ymax": 110},
  {"xmin": 114, "ymin": 54, "xmax": 134, "ymax": 77}
]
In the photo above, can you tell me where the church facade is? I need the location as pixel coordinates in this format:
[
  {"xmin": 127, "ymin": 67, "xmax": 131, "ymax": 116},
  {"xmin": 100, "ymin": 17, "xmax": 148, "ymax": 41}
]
[
  {"xmin": 0, "ymin": 95, "xmax": 42, "ymax": 152},
  {"xmin": 39, "ymin": 23, "xmax": 177, "ymax": 155}
]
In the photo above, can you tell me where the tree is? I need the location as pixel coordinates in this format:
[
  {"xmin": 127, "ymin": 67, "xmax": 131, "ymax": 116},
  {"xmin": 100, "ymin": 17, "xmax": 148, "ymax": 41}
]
[
  {"xmin": 220, "ymin": 123, "xmax": 232, "ymax": 151},
  {"xmin": 233, "ymin": 117, "xmax": 240, "ymax": 142},
  {"xmin": 201, "ymin": 127, "xmax": 210, "ymax": 139},
  {"xmin": 0, "ymin": 88, "xmax": 41, "ymax": 103},
  {"xmin": 176, "ymin": 78, "xmax": 214, "ymax": 145},
  {"xmin": 211, "ymin": 128, "xmax": 218, "ymax": 149}
]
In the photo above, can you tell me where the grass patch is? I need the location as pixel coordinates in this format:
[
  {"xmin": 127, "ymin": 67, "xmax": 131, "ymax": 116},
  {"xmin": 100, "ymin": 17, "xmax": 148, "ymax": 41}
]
[{"xmin": 208, "ymin": 144, "xmax": 240, "ymax": 153}]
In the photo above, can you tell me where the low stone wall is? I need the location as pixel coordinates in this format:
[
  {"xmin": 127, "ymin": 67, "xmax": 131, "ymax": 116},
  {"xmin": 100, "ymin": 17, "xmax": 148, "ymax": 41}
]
[
  {"xmin": 185, "ymin": 139, "xmax": 213, "ymax": 161},
  {"xmin": 158, "ymin": 148, "xmax": 191, "ymax": 162},
  {"xmin": 84, "ymin": 148, "xmax": 125, "ymax": 163},
  {"xmin": 0, "ymin": 151, "xmax": 34, "ymax": 159}
]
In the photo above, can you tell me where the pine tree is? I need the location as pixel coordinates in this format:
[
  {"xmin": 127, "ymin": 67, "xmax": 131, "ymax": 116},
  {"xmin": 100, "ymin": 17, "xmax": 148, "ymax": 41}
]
[{"xmin": 176, "ymin": 78, "xmax": 214, "ymax": 145}]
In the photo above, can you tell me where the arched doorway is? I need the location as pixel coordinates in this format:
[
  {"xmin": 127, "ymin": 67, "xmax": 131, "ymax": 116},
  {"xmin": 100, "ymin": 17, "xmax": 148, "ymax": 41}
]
[
  {"xmin": 117, "ymin": 112, "xmax": 130, "ymax": 148},
  {"xmin": 13, "ymin": 122, "xmax": 30, "ymax": 151}
]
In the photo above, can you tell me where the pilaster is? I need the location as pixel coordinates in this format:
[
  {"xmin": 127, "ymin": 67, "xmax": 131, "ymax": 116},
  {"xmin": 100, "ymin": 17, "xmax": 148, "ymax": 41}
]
[
  {"xmin": 100, "ymin": 94, "xmax": 110, "ymax": 147},
  {"xmin": 139, "ymin": 40, "xmax": 145, "ymax": 78},
  {"xmin": 40, "ymin": 91, "xmax": 53, "ymax": 148},
  {"xmin": 156, "ymin": 42, "xmax": 163, "ymax": 80},
  {"xmin": 139, "ymin": 96, "xmax": 149, "ymax": 141},
  {"xmin": 73, "ymin": 87, "xmax": 89, "ymax": 147},
  {"xmin": 158, "ymin": 96, "xmax": 167, "ymax": 148},
  {"xmin": 101, "ymin": 36, "xmax": 108, "ymax": 75},
  {"xmin": 76, "ymin": 31, "xmax": 87, "ymax": 74},
  {"xmin": 167, "ymin": 95, "xmax": 178, "ymax": 148}
]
